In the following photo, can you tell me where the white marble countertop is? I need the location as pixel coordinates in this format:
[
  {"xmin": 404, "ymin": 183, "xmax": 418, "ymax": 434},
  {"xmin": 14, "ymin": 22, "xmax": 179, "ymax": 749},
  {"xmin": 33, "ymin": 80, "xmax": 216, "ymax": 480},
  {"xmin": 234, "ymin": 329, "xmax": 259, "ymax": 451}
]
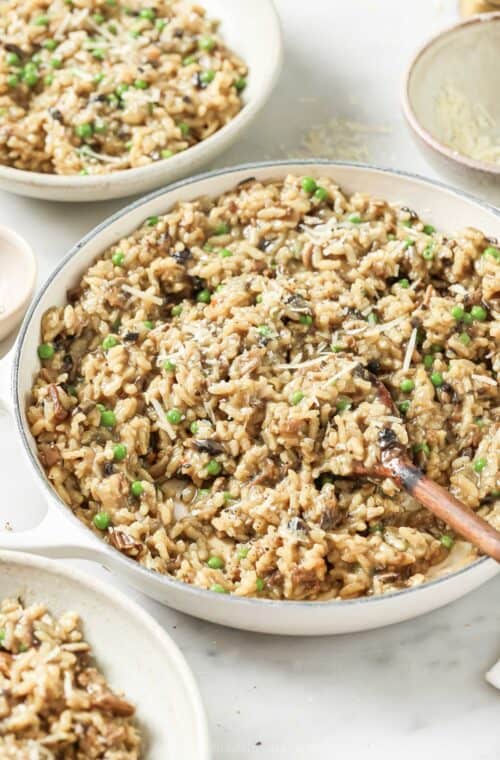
[{"xmin": 0, "ymin": 0, "xmax": 498, "ymax": 757}]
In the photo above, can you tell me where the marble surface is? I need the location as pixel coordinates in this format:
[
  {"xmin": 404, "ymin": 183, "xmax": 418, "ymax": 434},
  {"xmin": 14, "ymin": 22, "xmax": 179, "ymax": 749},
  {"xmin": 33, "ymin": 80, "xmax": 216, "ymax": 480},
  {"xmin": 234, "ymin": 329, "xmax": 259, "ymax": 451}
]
[{"xmin": 0, "ymin": 0, "xmax": 499, "ymax": 757}]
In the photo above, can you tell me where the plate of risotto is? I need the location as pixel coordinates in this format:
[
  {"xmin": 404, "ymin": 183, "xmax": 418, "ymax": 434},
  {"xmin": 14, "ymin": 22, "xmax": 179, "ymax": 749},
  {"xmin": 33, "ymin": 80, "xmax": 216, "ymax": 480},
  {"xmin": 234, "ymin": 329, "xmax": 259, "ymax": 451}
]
[
  {"xmin": 1, "ymin": 161, "xmax": 499, "ymax": 635},
  {"xmin": 0, "ymin": 0, "xmax": 282, "ymax": 200},
  {"xmin": 0, "ymin": 551, "xmax": 210, "ymax": 758}
]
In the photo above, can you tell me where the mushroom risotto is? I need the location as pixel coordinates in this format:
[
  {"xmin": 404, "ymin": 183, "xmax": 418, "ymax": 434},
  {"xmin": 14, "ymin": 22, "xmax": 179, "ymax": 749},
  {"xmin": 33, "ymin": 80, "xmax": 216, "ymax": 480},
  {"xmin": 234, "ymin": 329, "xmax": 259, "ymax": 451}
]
[
  {"xmin": 28, "ymin": 175, "xmax": 499, "ymax": 600},
  {"xmin": 0, "ymin": 598, "xmax": 141, "ymax": 758},
  {"xmin": 0, "ymin": 0, "xmax": 247, "ymax": 175}
]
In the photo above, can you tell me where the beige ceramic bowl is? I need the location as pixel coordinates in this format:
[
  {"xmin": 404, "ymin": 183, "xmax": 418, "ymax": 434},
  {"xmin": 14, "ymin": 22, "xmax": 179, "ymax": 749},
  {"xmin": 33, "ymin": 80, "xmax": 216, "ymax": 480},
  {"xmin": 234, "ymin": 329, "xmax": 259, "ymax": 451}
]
[{"xmin": 403, "ymin": 13, "xmax": 500, "ymax": 187}]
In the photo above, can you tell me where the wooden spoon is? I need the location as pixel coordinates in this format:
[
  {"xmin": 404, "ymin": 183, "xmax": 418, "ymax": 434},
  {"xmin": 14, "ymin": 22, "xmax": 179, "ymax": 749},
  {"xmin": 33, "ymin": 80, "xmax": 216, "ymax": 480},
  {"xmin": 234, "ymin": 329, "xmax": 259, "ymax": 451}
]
[{"xmin": 351, "ymin": 370, "xmax": 500, "ymax": 562}]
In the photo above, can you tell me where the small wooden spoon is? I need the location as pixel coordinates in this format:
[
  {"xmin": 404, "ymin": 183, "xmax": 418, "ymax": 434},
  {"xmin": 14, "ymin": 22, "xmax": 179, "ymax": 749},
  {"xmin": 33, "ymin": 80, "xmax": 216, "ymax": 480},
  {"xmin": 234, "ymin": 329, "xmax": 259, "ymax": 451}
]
[{"xmin": 351, "ymin": 370, "xmax": 500, "ymax": 562}]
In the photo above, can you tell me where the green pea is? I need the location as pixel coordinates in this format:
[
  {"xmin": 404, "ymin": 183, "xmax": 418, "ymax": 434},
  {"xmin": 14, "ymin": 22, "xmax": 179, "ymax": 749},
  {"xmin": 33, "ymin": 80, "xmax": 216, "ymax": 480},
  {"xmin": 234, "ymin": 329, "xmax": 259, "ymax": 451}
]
[
  {"xmin": 92, "ymin": 12, "xmax": 104, "ymax": 23},
  {"xmin": 458, "ymin": 332, "xmax": 471, "ymax": 346},
  {"xmin": 163, "ymin": 359, "xmax": 176, "ymax": 372},
  {"xmin": 146, "ymin": 215, "xmax": 158, "ymax": 226},
  {"xmin": 33, "ymin": 15, "xmax": 50, "ymax": 25},
  {"xmin": 422, "ymin": 244, "xmax": 434, "ymax": 260},
  {"xmin": 348, "ymin": 213, "xmax": 362, "ymax": 224},
  {"xmin": 75, "ymin": 123, "xmax": 93, "ymax": 140},
  {"xmin": 422, "ymin": 355, "xmax": 433, "ymax": 369},
  {"xmin": 7, "ymin": 74, "xmax": 19, "ymax": 87},
  {"xmin": 255, "ymin": 294, "xmax": 263, "ymax": 303},
  {"xmin": 470, "ymin": 305, "xmax": 487, "ymax": 322},
  {"xmin": 423, "ymin": 224, "xmax": 435, "ymax": 235},
  {"xmin": 219, "ymin": 248, "xmax": 232, "ymax": 258},
  {"xmin": 402, "ymin": 239, "xmax": 413, "ymax": 250},
  {"xmin": 301, "ymin": 176, "xmax": 317, "ymax": 194},
  {"xmin": 237, "ymin": 546, "xmax": 249, "ymax": 559},
  {"xmin": 37, "ymin": 343, "xmax": 54, "ymax": 360},
  {"xmin": 206, "ymin": 459, "xmax": 222, "ymax": 476},
  {"xmin": 314, "ymin": 186, "xmax": 328, "ymax": 201},
  {"xmin": 198, "ymin": 36, "xmax": 216, "ymax": 51},
  {"xmin": 94, "ymin": 511, "xmax": 111, "ymax": 530},
  {"xmin": 92, "ymin": 49, "xmax": 105, "ymax": 60},
  {"xmin": 331, "ymin": 344, "xmax": 344, "ymax": 353},
  {"xmin": 100, "ymin": 409, "xmax": 116, "ymax": 428},
  {"xmin": 166, "ymin": 408, "xmax": 182, "ymax": 424},
  {"xmin": 473, "ymin": 458, "xmax": 487, "ymax": 473},
  {"xmin": 462, "ymin": 312, "xmax": 473, "ymax": 325},
  {"xmin": 139, "ymin": 8, "xmax": 155, "ymax": 19},
  {"xmin": 234, "ymin": 77, "xmax": 247, "ymax": 91},
  {"xmin": 113, "ymin": 443, "xmax": 127, "ymax": 461},
  {"xmin": 131, "ymin": 480, "xmax": 144, "ymax": 497},
  {"xmin": 196, "ymin": 289, "xmax": 212, "ymax": 304},
  {"xmin": 23, "ymin": 69, "xmax": 39, "ymax": 87},
  {"xmin": 182, "ymin": 55, "xmax": 197, "ymax": 66},
  {"xmin": 112, "ymin": 250, "xmax": 124, "ymax": 266},
  {"xmin": 400, "ymin": 379, "xmax": 414, "ymax": 393},
  {"xmin": 299, "ymin": 314, "xmax": 313, "ymax": 326},
  {"xmin": 210, "ymin": 584, "xmax": 228, "ymax": 593},
  {"xmin": 200, "ymin": 69, "xmax": 215, "ymax": 85},
  {"xmin": 398, "ymin": 400, "xmax": 410, "ymax": 414},
  {"xmin": 190, "ymin": 421, "xmax": 199, "ymax": 434},
  {"xmin": 44, "ymin": 74, "xmax": 54, "ymax": 86},
  {"xmin": 450, "ymin": 305, "xmax": 465, "ymax": 321},
  {"xmin": 102, "ymin": 335, "xmax": 118, "ymax": 350},
  {"xmin": 134, "ymin": 78, "xmax": 149, "ymax": 89},
  {"xmin": 171, "ymin": 304, "xmax": 182, "ymax": 317},
  {"xmin": 155, "ymin": 18, "xmax": 166, "ymax": 30},
  {"xmin": 399, "ymin": 278, "xmax": 410, "ymax": 288},
  {"xmin": 440, "ymin": 534, "xmax": 454, "ymax": 549},
  {"xmin": 161, "ymin": 149, "xmax": 174, "ymax": 159},
  {"xmin": 207, "ymin": 556, "xmax": 224, "ymax": 569},
  {"xmin": 256, "ymin": 578, "xmax": 265, "ymax": 592},
  {"xmin": 214, "ymin": 222, "xmax": 230, "ymax": 235},
  {"xmin": 367, "ymin": 312, "xmax": 378, "ymax": 325},
  {"xmin": 143, "ymin": 320, "xmax": 154, "ymax": 329},
  {"xmin": 413, "ymin": 442, "xmax": 430, "ymax": 456},
  {"xmin": 482, "ymin": 246, "xmax": 500, "ymax": 260},
  {"xmin": 430, "ymin": 372, "xmax": 443, "ymax": 387},
  {"xmin": 336, "ymin": 398, "xmax": 351, "ymax": 412},
  {"xmin": 178, "ymin": 121, "xmax": 190, "ymax": 136},
  {"xmin": 6, "ymin": 52, "xmax": 20, "ymax": 65},
  {"xmin": 290, "ymin": 390, "xmax": 304, "ymax": 405},
  {"xmin": 401, "ymin": 219, "xmax": 412, "ymax": 227},
  {"xmin": 115, "ymin": 82, "xmax": 129, "ymax": 97}
]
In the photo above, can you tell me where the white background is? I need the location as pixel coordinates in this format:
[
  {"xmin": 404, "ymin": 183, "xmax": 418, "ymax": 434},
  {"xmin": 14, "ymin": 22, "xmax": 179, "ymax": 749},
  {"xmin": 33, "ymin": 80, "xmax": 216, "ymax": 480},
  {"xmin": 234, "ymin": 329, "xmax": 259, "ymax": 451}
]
[{"xmin": 1, "ymin": 1, "xmax": 499, "ymax": 758}]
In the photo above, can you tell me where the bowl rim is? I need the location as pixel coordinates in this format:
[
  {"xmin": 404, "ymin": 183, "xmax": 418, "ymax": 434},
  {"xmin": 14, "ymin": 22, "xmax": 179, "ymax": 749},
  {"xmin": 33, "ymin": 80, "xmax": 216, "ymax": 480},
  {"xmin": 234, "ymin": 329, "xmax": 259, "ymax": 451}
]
[
  {"xmin": 0, "ymin": 223, "xmax": 37, "ymax": 324},
  {"xmin": 0, "ymin": 0, "xmax": 282, "ymax": 191},
  {"xmin": 402, "ymin": 11, "xmax": 500, "ymax": 176},
  {"xmin": 0, "ymin": 549, "xmax": 211, "ymax": 758},
  {"xmin": 12, "ymin": 158, "xmax": 499, "ymax": 612}
]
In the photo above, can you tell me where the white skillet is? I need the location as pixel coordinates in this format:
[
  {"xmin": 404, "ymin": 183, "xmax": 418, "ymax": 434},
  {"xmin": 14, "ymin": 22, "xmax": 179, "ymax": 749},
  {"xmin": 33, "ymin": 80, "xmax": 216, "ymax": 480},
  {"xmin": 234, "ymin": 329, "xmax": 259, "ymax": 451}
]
[
  {"xmin": 0, "ymin": 550, "xmax": 210, "ymax": 759},
  {"xmin": 0, "ymin": 161, "xmax": 498, "ymax": 635}
]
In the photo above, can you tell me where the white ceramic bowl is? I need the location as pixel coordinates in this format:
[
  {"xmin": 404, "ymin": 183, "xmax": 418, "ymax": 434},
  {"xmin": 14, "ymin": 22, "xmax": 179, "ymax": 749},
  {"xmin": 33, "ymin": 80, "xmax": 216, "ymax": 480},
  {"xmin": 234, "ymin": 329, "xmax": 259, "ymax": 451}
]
[
  {"xmin": 1, "ymin": 161, "xmax": 499, "ymax": 635},
  {"xmin": 403, "ymin": 13, "xmax": 500, "ymax": 187},
  {"xmin": 0, "ymin": 0, "xmax": 282, "ymax": 203},
  {"xmin": 0, "ymin": 551, "xmax": 210, "ymax": 759},
  {"xmin": 0, "ymin": 225, "xmax": 37, "ymax": 341}
]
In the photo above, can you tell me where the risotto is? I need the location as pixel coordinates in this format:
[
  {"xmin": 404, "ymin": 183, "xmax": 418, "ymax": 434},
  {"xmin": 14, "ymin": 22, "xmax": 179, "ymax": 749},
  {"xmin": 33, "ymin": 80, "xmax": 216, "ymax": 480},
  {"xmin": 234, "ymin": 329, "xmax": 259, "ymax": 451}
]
[
  {"xmin": 0, "ymin": 598, "xmax": 141, "ymax": 758},
  {"xmin": 28, "ymin": 174, "xmax": 500, "ymax": 601},
  {"xmin": 0, "ymin": 0, "xmax": 247, "ymax": 175}
]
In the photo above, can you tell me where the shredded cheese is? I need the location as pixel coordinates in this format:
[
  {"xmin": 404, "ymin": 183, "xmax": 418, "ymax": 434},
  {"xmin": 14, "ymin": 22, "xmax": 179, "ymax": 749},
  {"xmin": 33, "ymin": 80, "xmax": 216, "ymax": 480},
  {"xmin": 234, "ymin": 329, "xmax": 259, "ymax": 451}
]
[
  {"xmin": 402, "ymin": 327, "xmax": 418, "ymax": 372},
  {"xmin": 121, "ymin": 285, "xmax": 163, "ymax": 305},
  {"xmin": 150, "ymin": 398, "xmax": 176, "ymax": 440}
]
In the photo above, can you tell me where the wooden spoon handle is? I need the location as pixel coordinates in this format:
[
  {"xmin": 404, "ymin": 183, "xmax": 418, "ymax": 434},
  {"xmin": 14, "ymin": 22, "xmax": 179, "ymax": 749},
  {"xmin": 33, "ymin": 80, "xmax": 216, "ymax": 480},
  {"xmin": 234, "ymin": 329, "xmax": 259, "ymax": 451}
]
[{"xmin": 390, "ymin": 456, "xmax": 500, "ymax": 563}]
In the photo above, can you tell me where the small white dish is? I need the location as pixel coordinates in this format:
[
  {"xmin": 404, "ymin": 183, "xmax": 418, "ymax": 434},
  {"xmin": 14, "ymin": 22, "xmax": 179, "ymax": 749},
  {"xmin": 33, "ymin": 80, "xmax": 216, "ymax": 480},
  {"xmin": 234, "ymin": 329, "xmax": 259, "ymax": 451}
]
[
  {"xmin": 0, "ymin": 0, "xmax": 282, "ymax": 203},
  {"xmin": 402, "ymin": 13, "xmax": 500, "ymax": 186},
  {"xmin": 0, "ymin": 550, "xmax": 211, "ymax": 759},
  {"xmin": 0, "ymin": 225, "xmax": 36, "ymax": 342}
]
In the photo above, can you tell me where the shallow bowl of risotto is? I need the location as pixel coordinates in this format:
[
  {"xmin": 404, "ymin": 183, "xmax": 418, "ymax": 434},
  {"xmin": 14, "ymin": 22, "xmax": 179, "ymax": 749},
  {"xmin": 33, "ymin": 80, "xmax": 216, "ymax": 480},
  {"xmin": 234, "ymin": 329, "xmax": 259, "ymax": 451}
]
[
  {"xmin": 0, "ymin": 551, "xmax": 210, "ymax": 758},
  {"xmin": 0, "ymin": 160, "xmax": 499, "ymax": 635},
  {"xmin": 0, "ymin": 0, "xmax": 282, "ymax": 201}
]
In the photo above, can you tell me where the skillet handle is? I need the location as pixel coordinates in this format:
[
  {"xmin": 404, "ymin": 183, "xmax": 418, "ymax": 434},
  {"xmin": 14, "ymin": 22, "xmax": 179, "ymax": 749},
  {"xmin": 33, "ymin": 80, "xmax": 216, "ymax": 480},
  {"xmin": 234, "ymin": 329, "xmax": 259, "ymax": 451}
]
[{"xmin": 0, "ymin": 503, "xmax": 109, "ymax": 562}]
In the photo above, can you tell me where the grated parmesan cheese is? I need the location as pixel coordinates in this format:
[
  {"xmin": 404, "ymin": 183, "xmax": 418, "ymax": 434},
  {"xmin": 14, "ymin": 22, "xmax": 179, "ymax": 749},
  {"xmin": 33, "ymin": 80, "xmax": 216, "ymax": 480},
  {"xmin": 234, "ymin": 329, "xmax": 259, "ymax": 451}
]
[
  {"xmin": 121, "ymin": 284, "xmax": 163, "ymax": 305},
  {"xmin": 435, "ymin": 83, "xmax": 500, "ymax": 165}
]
